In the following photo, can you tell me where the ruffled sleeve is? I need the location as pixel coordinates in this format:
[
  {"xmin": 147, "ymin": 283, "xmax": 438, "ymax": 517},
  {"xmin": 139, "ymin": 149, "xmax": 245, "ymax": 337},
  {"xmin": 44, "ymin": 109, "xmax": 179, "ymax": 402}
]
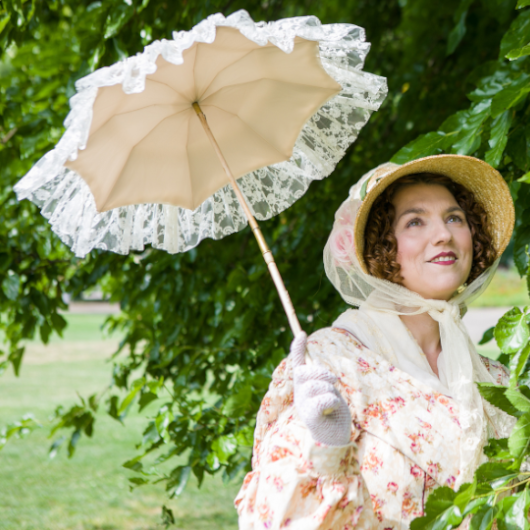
[
  {"xmin": 480, "ymin": 356, "xmax": 510, "ymax": 386},
  {"xmin": 235, "ymin": 356, "xmax": 376, "ymax": 529}
]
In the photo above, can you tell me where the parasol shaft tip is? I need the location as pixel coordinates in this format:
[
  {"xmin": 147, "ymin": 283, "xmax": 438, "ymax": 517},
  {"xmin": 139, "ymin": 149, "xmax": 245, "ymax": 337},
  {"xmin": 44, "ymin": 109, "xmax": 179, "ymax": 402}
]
[{"xmin": 192, "ymin": 101, "xmax": 203, "ymax": 116}]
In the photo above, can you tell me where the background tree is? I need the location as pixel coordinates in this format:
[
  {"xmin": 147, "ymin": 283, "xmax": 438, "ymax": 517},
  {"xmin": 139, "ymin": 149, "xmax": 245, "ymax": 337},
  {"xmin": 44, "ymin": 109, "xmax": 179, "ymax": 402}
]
[{"xmin": 1, "ymin": 0, "xmax": 530, "ymax": 526}]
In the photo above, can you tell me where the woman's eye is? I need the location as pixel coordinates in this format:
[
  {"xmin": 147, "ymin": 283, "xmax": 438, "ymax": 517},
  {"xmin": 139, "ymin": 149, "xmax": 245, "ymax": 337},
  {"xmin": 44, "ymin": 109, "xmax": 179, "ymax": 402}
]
[
  {"xmin": 447, "ymin": 215, "xmax": 463, "ymax": 223},
  {"xmin": 406, "ymin": 218, "xmax": 421, "ymax": 227}
]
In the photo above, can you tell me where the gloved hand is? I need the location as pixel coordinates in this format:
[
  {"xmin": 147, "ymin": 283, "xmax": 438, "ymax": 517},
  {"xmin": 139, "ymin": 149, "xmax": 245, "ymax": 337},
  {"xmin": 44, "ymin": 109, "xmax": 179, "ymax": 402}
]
[{"xmin": 290, "ymin": 332, "xmax": 352, "ymax": 446}]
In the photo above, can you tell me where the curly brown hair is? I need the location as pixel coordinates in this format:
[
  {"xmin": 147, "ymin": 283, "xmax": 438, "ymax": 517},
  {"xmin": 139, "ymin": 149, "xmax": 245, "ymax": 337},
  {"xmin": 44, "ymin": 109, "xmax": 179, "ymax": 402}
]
[{"xmin": 363, "ymin": 173, "xmax": 497, "ymax": 285}]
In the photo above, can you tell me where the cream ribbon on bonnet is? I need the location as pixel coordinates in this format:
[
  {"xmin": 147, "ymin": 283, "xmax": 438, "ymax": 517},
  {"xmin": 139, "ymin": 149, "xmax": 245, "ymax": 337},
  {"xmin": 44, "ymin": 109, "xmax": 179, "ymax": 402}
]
[{"xmin": 334, "ymin": 292, "xmax": 515, "ymax": 486}]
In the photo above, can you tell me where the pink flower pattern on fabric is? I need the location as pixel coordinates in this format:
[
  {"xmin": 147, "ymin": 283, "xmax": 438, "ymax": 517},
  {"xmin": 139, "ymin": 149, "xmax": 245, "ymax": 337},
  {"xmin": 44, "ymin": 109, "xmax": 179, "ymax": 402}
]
[
  {"xmin": 328, "ymin": 202, "xmax": 357, "ymax": 266},
  {"xmin": 235, "ymin": 327, "xmax": 510, "ymax": 530},
  {"xmin": 329, "ymin": 224, "xmax": 355, "ymax": 264}
]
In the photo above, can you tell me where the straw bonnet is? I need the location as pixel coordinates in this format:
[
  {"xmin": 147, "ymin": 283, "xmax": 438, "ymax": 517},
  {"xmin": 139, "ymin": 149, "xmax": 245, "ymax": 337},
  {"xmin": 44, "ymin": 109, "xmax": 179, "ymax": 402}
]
[{"xmin": 353, "ymin": 154, "xmax": 515, "ymax": 273}]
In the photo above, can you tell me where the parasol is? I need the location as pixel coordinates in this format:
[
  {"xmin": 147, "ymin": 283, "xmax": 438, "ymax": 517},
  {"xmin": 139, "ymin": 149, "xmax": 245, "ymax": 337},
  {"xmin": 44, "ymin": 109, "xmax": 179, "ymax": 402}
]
[{"xmin": 14, "ymin": 10, "xmax": 387, "ymax": 335}]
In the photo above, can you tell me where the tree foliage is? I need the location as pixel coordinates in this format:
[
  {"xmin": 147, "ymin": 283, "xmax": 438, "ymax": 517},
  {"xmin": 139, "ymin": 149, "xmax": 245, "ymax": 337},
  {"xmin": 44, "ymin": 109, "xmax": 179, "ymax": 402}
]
[{"xmin": 2, "ymin": 0, "xmax": 530, "ymax": 525}]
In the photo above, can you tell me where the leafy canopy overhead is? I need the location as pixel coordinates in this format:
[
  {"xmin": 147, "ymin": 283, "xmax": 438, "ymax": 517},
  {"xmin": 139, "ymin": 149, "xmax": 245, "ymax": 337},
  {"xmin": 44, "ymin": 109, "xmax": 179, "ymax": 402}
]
[{"xmin": 2, "ymin": 0, "xmax": 530, "ymax": 526}]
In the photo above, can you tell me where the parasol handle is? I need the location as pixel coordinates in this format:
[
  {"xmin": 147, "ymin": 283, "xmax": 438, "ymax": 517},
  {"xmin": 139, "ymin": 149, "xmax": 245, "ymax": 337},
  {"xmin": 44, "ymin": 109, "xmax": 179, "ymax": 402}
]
[{"xmin": 192, "ymin": 102, "xmax": 302, "ymax": 337}]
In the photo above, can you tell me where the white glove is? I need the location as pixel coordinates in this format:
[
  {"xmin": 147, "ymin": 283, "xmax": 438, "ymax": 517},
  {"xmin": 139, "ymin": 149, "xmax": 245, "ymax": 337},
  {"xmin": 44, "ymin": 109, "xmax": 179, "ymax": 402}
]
[{"xmin": 291, "ymin": 332, "xmax": 352, "ymax": 446}]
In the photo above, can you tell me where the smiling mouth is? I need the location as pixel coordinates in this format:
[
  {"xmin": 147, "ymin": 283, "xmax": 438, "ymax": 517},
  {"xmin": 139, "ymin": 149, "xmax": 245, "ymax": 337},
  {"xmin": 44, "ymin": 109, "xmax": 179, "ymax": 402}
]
[{"xmin": 429, "ymin": 254, "xmax": 457, "ymax": 264}]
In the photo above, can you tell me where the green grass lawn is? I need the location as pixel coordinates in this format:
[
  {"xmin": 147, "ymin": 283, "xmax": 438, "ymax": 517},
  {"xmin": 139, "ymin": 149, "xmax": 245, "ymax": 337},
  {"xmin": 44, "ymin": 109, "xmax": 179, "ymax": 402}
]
[
  {"xmin": 48, "ymin": 313, "xmax": 117, "ymax": 342},
  {"xmin": 469, "ymin": 266, "xmax": 529, "ymax": 308},
  {"xmin": 468, "ymin": 266, "xmax": 528, "ymax": 359},
  {"xmin": 1, "ymin": 314, "xmax": 241, "ymax": 530}
]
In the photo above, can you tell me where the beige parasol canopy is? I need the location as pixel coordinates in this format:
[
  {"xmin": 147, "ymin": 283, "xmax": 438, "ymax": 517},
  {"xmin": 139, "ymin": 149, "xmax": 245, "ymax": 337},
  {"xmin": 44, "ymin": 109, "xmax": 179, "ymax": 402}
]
[{"xmin": 66, "ymin": 27, "xmax": 341, "ymax": 213}]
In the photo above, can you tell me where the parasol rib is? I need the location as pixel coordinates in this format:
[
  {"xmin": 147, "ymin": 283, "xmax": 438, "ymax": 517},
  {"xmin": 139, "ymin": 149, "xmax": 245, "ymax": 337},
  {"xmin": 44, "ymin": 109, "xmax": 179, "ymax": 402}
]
[{"xmin": 192, "ymin": 101, "xmax": 302, "ymax": 337}]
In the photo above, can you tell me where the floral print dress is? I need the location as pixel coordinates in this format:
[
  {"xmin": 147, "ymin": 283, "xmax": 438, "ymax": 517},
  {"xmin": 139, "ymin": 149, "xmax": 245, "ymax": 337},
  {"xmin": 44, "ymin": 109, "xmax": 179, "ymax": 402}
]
[{"xmin": 235, "ymin": 327, "xmax": 509, "ymax": 530}]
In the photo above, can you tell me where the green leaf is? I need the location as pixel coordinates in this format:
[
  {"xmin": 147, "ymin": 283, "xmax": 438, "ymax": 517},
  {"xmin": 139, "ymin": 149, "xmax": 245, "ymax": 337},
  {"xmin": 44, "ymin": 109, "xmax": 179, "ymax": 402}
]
[
  {"xmin": 463, "ymin": 498, "xmax": 489, "ymax": 518},
  {"xmin": 438, "ymin": 100, "xmax": 491, "ymax": 155},
  {"xmin": 360, "ymin": 177, "xmax": 369, "ymax": 200},
  {"xmin": 107, "ymin": 395, "xmax": 122, "ymax": 422},
  {"xmin": 50, "ymin": 312, "xmax": 67, "ymax": 337},
  {"xmin": 88, "ymin": 394, "xmax": 99, "ymax": 413},
  {"xmin": 514, "ymin": 228, "xmax": 530, "ymax": 274},
  {"xmin": 161, "ymin": 505, "xmax": 175, "ymax": 528},
  {"xmin": 0, "ymin": 360, "xmax": 8, "ymax": 377},
  {"xmin": 505, "ymin": 388, "xmax": 530, "ymax": 412},
  {"xmin": 128, "ymin": 477, "xmax": 149, "ymax": 487},
  {"xmin": 211, "ymin": 434, "xmax": 237, "ymax": 465},
  {"xmin": 224, "ymin": 384, "xmax": 252, "ymax": 417},
  {"xmin": 410, "ymin": 486, "xmax": 457, "ymax": 530},
  {"xmin": 2, "ymin": 272, "xmax": 20, "ymax": 301},
  {"xmin": 506, "ymin": 43, "xmax": 530, "ymax": 60},
  {"xmin": 450, "ymin": 100, "xmax": 491, "ymax": 155},
  {"xmin": 146, "ymin": 377, "xmax": 164, "ymax": 393},
  {"xmin": 431, "ymin": 506, "xmax": 463, "ymax": 530},
  {"xmin": 139, "ymin": 0, "xmax": 151, "ymax": 11},
  {"xmin": 500, "ymin": 9, "xmax": 530, "ymax": 59},
  {"xmin": 517, "ymin": 0, "xmax": 530, "ymax": 7},
  {"xmin": 504, "ymin": 489, "xmax": 530, "ymax": 529},
  {"xmin": 509, "ymin": 343, "xmax": 530, "ymax": 386},
  {"xmin": 0, "ymin": 253, "xmax": 12, "ymax": 272},
  {"xmin": 88, "ymin": 43, "xmax": 105, "ymax": 71},
  {"xmin": 67, "ymin": 429, "xmax": 81, "ymax": 457},
  {"xmin": 446, "ymin": 0, "xmax": 473, "ymax": 56},
  {"xmin": 167, "ymin": 466, "xmax": 191, "ymax": 497},
  {"xmin": 235, "ymin": 426, "xmax": 254, "ymax": 447},
  {"xmin": 470, "ymin": 505, "xmax": 498, "ymax": 530},
  {"xmin": 518, "ymin": 171, "xmax": 530, "ymax": 183},
  {"xmin": 494, "ymin": 307, "xmax": 530, "ymax": 353},
  {"xmin": 483, "ymin": 438, "xmax": 511, "ymax": 460},
  {"xmin": 154, "ymin": 406, "xmax": 174, "ymax": 443},
  {"xmin": 475, "ymin": 462, "xmax": 516, "ymax": 483},
  {"xmin": 206, "ymin": 452, "xmax": 221, "ymax": 471},
  {"xmin": 479, "ymin": 327, "xmax": 494, "ymax": 345},
  {"xmin": 49, "ymin": 436, "xmax": 66, "ymax": 459},
  {"xmin": 0, "ymin": 414, "xmax": 41, "ymax": 450},
  {"xmin": 123, "ymin": 455, "xmax": 144, "ymax": 472},
  {"xmin": 8, "ymin": 347, "xmax": 24, "ymax": 377},
  {"xmin": 141, "ymin": 421, "xmax": 160, "ymax": 446},
  {"xmin": 508, "ymin": 411, "xmax": 530, "ymax": 458},
  {"xmin": 138, "ymin": 391, "xmax": 158, "ymax": 411},
  {"xmin": 390, "ymin": 132, "xmax": 455, "ymax": 164},
  {"xmin": 111, "ymin": 38, "xmax": 128, "ymax": 61},
  {"xmin": 477, "ymin": 383, "xmax": 520, "ymax": 417},
  {"xmin": 0, "ymin": 13, "xmax": 10, "ymax": 35},
  {"xmin": 117, "ymin": 377, "xmax": 145, "ymax": 416},
  {"xmin": 485, "ymin": 110, "xmax": 513, "ymax": 168},
  {"xmin": 490, "ymin": 74, "xmax": 530, "ymax": 118},
  {"xmin": 104, "ymin": 3, "xmax": 135, "ymax": 39},
  {"xmin": 454, "ymin": 482, "xmax": 476, "ymax": 512},
  {"xmin": 498, "ymin": 499, "xmax": 520, "ymax": 529},
  {"xmin": 467, "ymin": 62, "xmax": 516, "ymax": 101}
]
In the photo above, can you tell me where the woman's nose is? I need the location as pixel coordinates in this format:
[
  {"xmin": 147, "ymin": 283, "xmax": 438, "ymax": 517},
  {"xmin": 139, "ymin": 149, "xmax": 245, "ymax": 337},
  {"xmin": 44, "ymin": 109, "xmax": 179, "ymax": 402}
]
[{"xmin": 431, "ymin": 219, "xmax": 452, "ymax": 245}]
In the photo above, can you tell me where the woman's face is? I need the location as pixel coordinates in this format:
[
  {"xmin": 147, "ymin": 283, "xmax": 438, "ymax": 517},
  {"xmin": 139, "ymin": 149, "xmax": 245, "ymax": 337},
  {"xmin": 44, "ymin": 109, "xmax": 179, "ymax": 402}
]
[{"xmin": 392, "ymin": 183, "xmax": 473, "ymax": 300}]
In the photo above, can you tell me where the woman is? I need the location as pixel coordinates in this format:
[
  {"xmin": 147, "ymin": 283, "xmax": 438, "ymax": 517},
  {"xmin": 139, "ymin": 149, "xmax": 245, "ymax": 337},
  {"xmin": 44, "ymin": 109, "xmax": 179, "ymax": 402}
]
[{"xmin": 235, "ymin": 154, "xmax": 516, "ymax": 530}]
